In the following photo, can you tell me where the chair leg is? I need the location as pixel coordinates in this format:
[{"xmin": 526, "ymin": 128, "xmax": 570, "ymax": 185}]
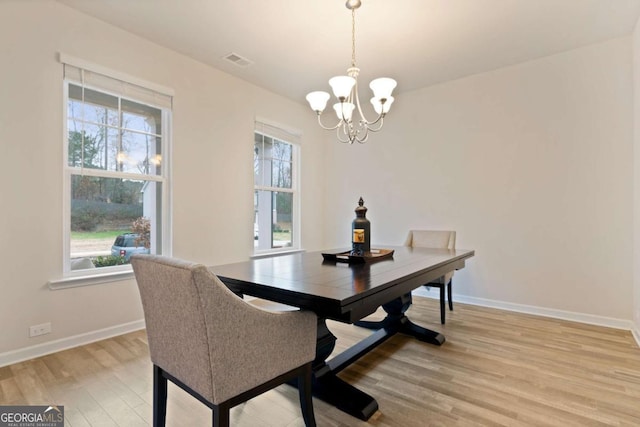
[
  {"xmin": 298, "ymin": 364, "xmax": 317, "ymax": 427},
  {"xmin": 212, "ymin": 404, "xmax": 230, "ymax": 427},
  {"xmin": 439, "ymin": 286, "xmax": 445, "ymax": 324},
  {"xmin": 153, "ymin": 365, "xmax": 168, "ymax": 427},
  {"xmin": 448, "ymin": 280, "xmax": 453, "ymax": 311}
]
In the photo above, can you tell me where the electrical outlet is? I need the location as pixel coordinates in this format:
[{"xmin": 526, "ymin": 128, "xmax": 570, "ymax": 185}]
[{"xmin": 29, "ymin": 322, "xmax": 51, "ymax": 337}]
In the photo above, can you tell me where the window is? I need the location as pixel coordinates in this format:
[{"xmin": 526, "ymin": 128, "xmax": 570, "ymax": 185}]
[
  {"xmin": 62, "ymin": 58, "xmax": 172, "ymax": 276},
  {"xmin": 254, "ymin": 122, "xmax": 300, "ymax": 253}
]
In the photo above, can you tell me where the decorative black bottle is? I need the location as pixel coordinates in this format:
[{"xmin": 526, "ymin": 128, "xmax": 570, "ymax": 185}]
[{"xmin": 351, "ymin": 197, "xmax": 370, "ymax": 256}]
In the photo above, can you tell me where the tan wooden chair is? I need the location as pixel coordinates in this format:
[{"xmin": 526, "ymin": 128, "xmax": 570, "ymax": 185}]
[
  {"xmin": 131, "ymin": 254, "xmax": 318, "ymax": 427},
  {"xmin": 405, "ymin": 230, "xmax": 457, "ymax": 324}
]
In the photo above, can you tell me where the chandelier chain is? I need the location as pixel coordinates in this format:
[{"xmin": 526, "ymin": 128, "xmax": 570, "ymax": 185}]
[{"xmin": 351, "ymin": 8, "xmax": 356, "ymax": 68}]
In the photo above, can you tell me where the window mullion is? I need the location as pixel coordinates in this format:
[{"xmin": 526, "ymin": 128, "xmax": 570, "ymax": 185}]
[
  {"xmin": 118, "ymin": 97, "xmax": 123, "ymax": 173},
  {"xmin": 102, "ymin": 104, "xmax": 108, "ymax": 171},
  {"xmin": 254, "ymin": 185, "xmax": 295, "ymax": 193},
  {"xmin": 67, "ymin": 167, "xmax": 164, "ymax": 182}
]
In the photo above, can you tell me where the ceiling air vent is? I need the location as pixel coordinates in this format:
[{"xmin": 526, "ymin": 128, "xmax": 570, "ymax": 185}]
[{"xmin": 223, "ymin": 52, "xmax": 253, "ymax": 68}]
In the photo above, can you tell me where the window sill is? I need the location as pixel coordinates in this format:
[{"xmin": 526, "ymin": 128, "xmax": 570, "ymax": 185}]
[
  {"xmin": 251, "ymin": 248, "xmax": 305, "ymax": 259},
  {"xmin": 48, "ymin": 269, "xmax": 135, "ymax": 290}
]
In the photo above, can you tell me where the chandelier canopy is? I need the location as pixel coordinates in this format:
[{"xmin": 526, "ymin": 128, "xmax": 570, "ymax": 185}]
[{"xmin": 306, "ymin": 0, "xmax": 397, "ymax": 144}]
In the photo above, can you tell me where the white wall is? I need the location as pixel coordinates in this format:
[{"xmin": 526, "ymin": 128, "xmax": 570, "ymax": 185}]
[
  {"xmin": 633, "ymin": 16, "xmax": 640, "ymax": 341},
  {"xmin": 1, "ymin": 0, "xmax": 637, "ymax": 362},
  {"xmin": 0, "ymin": 1, "xmax": 326, "ymax": 359},
  {"xmin": 324, "ymin": 38, "xmax": 635, "ymax": 321}
]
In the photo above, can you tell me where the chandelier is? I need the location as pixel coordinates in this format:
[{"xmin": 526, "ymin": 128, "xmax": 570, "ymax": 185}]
[{"xmin": 306, "ymin": 0, "xmax": 397, "ymax": 144}]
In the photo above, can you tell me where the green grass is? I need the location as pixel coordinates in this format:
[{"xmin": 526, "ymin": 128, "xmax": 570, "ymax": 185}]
[
  {"xmin": 273, "ymin": 231, "xmax": 292, "ymax": 242},
  {"xmin": 71, "ymin": 230, "xmax": 124, "ymax": 240}
]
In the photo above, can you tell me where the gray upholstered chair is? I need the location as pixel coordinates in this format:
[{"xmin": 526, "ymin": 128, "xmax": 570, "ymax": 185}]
[
  {"xmin": 405, "ymin": 230, "xmax": 457, "ymax": 324},
  {"xmin": 131, "ymin": 255, "xmax": 318, "ymax": 427}
]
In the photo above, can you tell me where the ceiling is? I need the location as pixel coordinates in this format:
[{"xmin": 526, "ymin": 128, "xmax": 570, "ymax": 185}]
[{"xmin": 56, "ymin": 0, "xmax": 640, "ymax": 105}]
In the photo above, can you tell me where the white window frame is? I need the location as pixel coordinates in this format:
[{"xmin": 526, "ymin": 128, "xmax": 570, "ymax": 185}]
[
  {"xmin": 253, "ymin": 120, "xmax": 301, "ymax": 256},
  {"xmin": 50, "ymin": 54, "xmax": 173, "ymax": 289}
]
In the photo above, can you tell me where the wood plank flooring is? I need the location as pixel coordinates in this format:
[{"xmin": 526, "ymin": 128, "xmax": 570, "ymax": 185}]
[{"xmin": 1, "ymin": 297, "xmax": 639, "ymax": 426}]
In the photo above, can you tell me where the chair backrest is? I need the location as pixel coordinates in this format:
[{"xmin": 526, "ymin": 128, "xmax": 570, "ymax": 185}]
[
  {"xmin": 131, "ymin": 255, "xmax": 215, "ymax": 402},
  {"xmin": 133, "ymin": 254, "xmax": 279, "ymax": 404},
  {"xmin": 132, "ymin": 254, "xmax": 318, "ymax": 406},
  {"xmin": 405, "ymin": 230, "xmax": 457, "ymax": 283},
  {"xmin": 405, "ymin": 230, "xmax": 456, "ymax": 250}
]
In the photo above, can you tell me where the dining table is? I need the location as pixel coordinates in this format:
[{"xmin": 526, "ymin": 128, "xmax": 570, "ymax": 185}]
[{"xmin": 210, "ymin": 245, "xmax": 475, "ymax": 421}]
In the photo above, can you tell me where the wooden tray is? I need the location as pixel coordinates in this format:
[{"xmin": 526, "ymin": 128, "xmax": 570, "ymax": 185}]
[{"xmin": 321, "ymin": 248, "xmax": 394, "ymax": 264}]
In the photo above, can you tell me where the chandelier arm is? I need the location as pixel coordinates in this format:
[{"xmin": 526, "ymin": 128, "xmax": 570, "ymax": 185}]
[
  {"xmin": 355, "ymin": 98, "xmax": 374, "ymax": 125},
  {"xmin": 336, "ymin": 125, "xmax": 353, "ymax": 144},
  {"xmin": 340, "ymin": 120, "xmax": 368, "ymax": 144},
  {"xmin": 345, "ymin": 121, "xmax": 358, "ymax": 143},
  {"xmin": 338, "ymin": 116, "xmax": 370, "ymax": 143},
  {"xmin": 363, "ymin": 105, "xmax": 385, "ymax": 127},
  {"xmin": 344, "ymin": 121, "xmax": 364, "ymax": 144},
  {"xmin": 351, "ymin": 81, "xmax": 375, "ymax": 126},
  {"xmin": 316, "ymin": 113, "xmax": 343, "ymax": 131},
  {"xmin": 355, "ymin": 125, "xmax": 369, "ymax": 143},
  {"xmin": 364, "ymin": 115, "xmax": 385, "ymax": 132},
  {"xmin": 356, "ymin": 133, "xmax": 369, "ymax": 143}
]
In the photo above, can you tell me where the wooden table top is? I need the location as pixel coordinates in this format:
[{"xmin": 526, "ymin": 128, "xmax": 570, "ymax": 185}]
[{"xmin": 211, "ymin": 246, "xmax": 475, "ymax": 323}]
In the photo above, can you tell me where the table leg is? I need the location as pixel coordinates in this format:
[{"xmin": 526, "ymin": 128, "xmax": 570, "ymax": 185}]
[
  {"xmin": 310, "ymin": 372, "xmax": 379, "ymax": 421},
  {"xmin": 355, "ymin": 293, "xmax": 446, "ymax": 346},
  {"xmin": 293, "ymin": 294, "xmax": 444, "ymax": 421},
  {"xmin": 289, "ymin": 318, "xmax": 380, "ymax": 421}
]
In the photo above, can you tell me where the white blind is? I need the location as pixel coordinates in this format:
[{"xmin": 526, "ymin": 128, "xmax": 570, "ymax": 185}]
[
  {"xmin": 62, "ymin": 56, "xmax": 173, "ymax": 110},
  {"xmin": 255, "ymin": 119, "xmax": 301, "ymax": 145}
]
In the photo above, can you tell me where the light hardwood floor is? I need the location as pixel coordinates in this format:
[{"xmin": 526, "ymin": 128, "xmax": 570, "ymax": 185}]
[{"xmin": 1, "ymin": 297, "xmax": 639, "ymax": 426}]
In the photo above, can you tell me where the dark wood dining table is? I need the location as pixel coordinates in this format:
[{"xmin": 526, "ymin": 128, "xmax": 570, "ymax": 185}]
[{"xmin": 210, "ymin": 245, "xmax": 475, "ymax": 421}]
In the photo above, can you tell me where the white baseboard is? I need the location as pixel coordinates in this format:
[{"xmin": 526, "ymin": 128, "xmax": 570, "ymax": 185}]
[
  {"xmin": 632, "ymin": 322, "xmax": 640, "ymax": 348},
  {"xmin": 2, "ymin": 294, "xmax": 639, "ymax": 368},
  {"xmin": 0, "ymin": 319, "xmax": 145, "ymax": 368},
  {"xmin": 413, "ymin": 288, "xmax": 637, "ymax": 339}
]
